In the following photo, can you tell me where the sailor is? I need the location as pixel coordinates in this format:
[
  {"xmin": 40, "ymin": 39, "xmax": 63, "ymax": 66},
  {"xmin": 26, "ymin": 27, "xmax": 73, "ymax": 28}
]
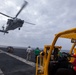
[
  {"xmin": 26, "ymin": 46, "xmax": 32, "ymax": 60},
  {"xmin": 34, "ymin": 47, "xmax": 40, "ymax": 63},
  {"xmin": 72, "ymin": 53, "xmax": 76, "ymax": 71}
]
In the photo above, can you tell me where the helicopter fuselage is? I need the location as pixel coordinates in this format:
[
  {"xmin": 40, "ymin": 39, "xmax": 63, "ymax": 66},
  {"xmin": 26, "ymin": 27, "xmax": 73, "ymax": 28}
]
[{"xmin": 6, "ymin": 19, "xmax": 24, "ymax": 31}]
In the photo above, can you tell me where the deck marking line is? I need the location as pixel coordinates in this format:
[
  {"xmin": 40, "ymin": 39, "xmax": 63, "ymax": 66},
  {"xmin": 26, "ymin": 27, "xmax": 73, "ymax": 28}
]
[
  {"xmin": 0, "ymin": 69, "xmax": 4, "ymax": 75},
  {"xmin": 0, "ymin": 50, "xmax": 35, "ymax": 67},
  {"xmin": 0, "ymin": 50, "xmax": 4, "ymax": 53}
]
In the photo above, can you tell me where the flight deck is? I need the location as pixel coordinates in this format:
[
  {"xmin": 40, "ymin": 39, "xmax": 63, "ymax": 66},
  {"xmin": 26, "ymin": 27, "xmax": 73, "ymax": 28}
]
[{"xmin": 0, "ymin": 48, "xmax": 35, "ymax": 75}]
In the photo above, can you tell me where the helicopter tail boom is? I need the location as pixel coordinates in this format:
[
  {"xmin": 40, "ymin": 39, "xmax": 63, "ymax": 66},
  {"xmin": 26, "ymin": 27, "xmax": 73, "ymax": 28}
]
[{"xmin": 0, "ymin": 30, "xmax": 8, "ymax": 33}]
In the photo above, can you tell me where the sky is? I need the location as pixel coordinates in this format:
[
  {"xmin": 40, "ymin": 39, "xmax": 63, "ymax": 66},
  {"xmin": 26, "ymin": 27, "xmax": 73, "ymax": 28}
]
[{"xmin": 0, "ymin": 0, "xmax": 76, "ymax": 50}]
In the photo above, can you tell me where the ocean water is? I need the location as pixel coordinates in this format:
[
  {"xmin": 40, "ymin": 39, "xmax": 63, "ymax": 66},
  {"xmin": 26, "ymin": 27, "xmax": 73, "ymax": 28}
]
[{"xmin": 61, "ymin": 50, "xmax": 69, "ymax": 53}]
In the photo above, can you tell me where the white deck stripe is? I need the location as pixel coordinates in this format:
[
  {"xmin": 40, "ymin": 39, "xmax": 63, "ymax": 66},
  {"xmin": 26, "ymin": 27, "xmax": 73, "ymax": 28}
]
[
  {"xmin": 0, "ymin": 50, "xmax": 4, "ymax": 53},
  {"xmin": 0, "ymin": 69, "xmax": 4, "ymax": 75},
  {"xmin": 0, "ymin": 50, "xmax": 35, "ymax": 67}
]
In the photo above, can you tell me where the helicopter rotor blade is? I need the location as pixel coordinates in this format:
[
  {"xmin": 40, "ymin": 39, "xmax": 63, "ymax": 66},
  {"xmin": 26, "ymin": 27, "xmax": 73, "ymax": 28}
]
[
  {"xmin": 15, "ymin": 1, "xmax": 28, "ymax": 18},
  {"xmin": 24, "ymin": 21, "xmax": 35, "ymax": 25},
  {"xmin": 0, "ymin": 12, "xmax": 13, "ymax": 18}
]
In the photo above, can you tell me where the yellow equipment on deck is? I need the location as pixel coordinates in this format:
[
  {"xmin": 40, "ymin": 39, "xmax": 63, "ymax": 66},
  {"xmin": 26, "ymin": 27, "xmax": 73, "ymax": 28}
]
[{"xmin": 36, "ymin": 28, "xmax": 76, "ymax": 75}]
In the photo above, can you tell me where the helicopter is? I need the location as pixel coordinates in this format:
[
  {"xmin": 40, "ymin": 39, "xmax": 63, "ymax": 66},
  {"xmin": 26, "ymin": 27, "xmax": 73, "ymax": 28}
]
[{"xmin": 0, "ymin": 1, "xmax": 35, "ymax": 34}]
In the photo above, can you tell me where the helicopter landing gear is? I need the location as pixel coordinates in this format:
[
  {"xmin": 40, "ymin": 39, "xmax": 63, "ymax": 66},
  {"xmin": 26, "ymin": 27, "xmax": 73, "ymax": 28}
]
[{"xmin": 18, "ymin": 28, "xmax": 20, "ymax": 30}]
